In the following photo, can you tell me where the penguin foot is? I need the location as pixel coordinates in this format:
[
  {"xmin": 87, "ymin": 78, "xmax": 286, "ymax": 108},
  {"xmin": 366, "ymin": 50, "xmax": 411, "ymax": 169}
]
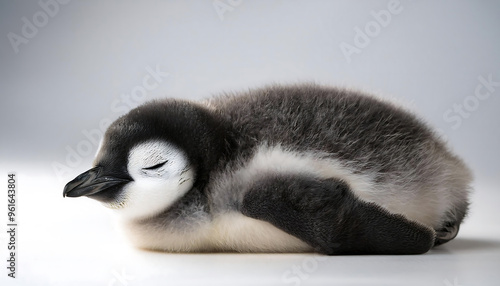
[{"xmin": 434, "ymin": 221, "xmax": 459, "ymax": 246}]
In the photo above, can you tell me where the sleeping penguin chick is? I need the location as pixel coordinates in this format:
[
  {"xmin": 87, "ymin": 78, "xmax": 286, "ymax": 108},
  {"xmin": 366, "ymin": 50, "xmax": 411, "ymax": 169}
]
[{"xmin": 63, "ymin": 84, "xmax": 472, "ymax": 255}]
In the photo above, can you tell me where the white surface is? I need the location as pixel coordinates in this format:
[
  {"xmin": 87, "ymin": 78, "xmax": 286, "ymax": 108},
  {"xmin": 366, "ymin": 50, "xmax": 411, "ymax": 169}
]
[
  {"xmin": 1, "ymin": 1, "xmax": 499, "ymax": 285},
  {"xmin": 0, "ymin": 172, "xmax": 499, "ymax": 286}
]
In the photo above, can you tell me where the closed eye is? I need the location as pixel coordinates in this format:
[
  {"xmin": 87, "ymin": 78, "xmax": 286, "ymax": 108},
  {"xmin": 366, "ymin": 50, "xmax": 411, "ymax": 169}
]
[{"xmin": 142, "ymin": 161, "xmax": 168, "ymax": 170}]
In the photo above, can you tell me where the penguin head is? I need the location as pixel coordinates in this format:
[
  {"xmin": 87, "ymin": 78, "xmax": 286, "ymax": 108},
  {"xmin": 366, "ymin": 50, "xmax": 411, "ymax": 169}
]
[{"xmin": 63, "ymin": 99, "xmax": 227, "ymax": 220}]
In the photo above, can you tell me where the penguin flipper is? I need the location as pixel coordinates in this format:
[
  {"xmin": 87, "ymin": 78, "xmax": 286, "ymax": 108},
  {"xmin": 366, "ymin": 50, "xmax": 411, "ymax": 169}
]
[{"xmin": 240, "ymin": 175, "xmax": 435, "ymax": 255}]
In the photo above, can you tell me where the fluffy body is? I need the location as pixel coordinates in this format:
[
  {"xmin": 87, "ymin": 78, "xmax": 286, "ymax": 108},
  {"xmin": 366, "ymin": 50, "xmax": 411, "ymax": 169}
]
[{"xmin": 92, "ymin": 84, "xmax": 472, "ymax": 253}]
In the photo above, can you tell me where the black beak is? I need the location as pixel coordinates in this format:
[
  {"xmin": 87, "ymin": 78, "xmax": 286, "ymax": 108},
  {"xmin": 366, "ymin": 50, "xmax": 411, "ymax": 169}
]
[{"xmin": 63, "ymin": 166, "xmax": 131, "ymax": 198}]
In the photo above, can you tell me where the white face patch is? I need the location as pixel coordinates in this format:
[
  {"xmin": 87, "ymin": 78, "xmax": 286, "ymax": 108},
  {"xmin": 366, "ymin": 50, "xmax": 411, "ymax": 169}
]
[{"xmin": 112, "ymin": 139, "xmax": 194, "ymax": 220}]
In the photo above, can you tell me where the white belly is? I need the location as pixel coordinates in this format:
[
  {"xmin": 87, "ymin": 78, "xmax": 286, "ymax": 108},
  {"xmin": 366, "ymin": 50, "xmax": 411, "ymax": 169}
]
[
  {"xmin": 121, "ymin": 212, "xmax": 313, "ymax": 253},
  {"xmin": 208, "ymin": 212, "xmax": 313, "ymax": 252}
]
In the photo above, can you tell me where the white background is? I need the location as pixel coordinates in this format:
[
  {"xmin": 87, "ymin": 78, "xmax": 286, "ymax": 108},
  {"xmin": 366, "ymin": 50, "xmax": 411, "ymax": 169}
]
[{"xmin": 0, "ymin": 1, "xmax": 499, "ymax": 285}]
